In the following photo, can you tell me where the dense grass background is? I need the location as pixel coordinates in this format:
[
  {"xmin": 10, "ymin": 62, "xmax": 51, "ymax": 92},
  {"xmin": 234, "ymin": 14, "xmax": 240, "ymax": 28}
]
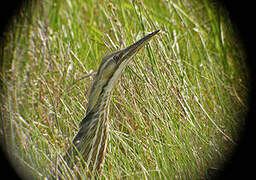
[{"xmin": 1, "ymin": 0, "xmax": 248, "ymax": 179}]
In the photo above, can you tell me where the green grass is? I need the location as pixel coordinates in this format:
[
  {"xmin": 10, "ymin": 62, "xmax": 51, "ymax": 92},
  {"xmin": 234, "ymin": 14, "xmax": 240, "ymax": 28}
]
[{"xmin": 1, "ymin": 0, "xmax": 248, "ymax": 179}]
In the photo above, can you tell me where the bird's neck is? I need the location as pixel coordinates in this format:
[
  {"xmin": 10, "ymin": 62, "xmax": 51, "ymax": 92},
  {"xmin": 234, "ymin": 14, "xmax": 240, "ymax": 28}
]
[{"xmin": 72, "ymin": 89, "xmax": 111, "ymax": 175}]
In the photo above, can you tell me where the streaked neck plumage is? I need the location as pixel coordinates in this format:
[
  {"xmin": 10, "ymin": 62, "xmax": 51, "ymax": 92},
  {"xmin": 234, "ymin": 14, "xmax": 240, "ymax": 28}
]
[{"xmin": 63, "ymin": 30, "xmax": 159, "ymax": 177}]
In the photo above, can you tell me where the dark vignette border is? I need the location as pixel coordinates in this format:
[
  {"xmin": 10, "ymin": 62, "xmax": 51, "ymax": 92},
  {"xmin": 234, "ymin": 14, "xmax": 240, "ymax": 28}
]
[{"xmin": 0, "ymin": 0, "xmax": 254, "ymax": 179}]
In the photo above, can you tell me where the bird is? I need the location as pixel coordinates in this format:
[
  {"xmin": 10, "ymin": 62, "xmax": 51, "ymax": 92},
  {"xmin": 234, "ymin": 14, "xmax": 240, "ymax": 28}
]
[{"xmin": 63, "ymin": 30, "xmax": 160, "ymax": 178}]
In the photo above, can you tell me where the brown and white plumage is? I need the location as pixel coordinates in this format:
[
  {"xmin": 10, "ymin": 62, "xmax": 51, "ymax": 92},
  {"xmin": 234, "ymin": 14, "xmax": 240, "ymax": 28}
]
[{"xmin": 64, "ymin": 30, "xmax": 159, "ymax": 177}]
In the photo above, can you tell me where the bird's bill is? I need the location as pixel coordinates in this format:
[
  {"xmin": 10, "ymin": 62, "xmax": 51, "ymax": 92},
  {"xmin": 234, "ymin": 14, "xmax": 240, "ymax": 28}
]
[{"xmin": 120, "ymin": 30, "xmax": 160, "ymax": 61}]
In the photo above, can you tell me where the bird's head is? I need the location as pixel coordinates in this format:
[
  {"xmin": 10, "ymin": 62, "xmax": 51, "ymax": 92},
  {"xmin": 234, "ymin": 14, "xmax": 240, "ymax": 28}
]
[{"xmin": 86, "ymin": 30, "xmax": 160, "ymax": 114}]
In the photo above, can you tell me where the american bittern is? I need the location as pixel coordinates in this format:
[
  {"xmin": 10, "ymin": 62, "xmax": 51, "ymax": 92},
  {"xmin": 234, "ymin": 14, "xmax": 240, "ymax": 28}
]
[{"xmin": 64, "ymin": 30, "xmax": 159, "ymax": 177}]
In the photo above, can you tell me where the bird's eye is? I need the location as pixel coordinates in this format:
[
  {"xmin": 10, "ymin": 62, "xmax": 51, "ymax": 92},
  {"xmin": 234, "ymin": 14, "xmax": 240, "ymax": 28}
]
[
  {"xmin": 113, "ymin": 53, "xmax": 123, "ymax": 61},
  {"xmin": 113, "ymin": 55, "xmax": 120, "ymax": 61}
]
